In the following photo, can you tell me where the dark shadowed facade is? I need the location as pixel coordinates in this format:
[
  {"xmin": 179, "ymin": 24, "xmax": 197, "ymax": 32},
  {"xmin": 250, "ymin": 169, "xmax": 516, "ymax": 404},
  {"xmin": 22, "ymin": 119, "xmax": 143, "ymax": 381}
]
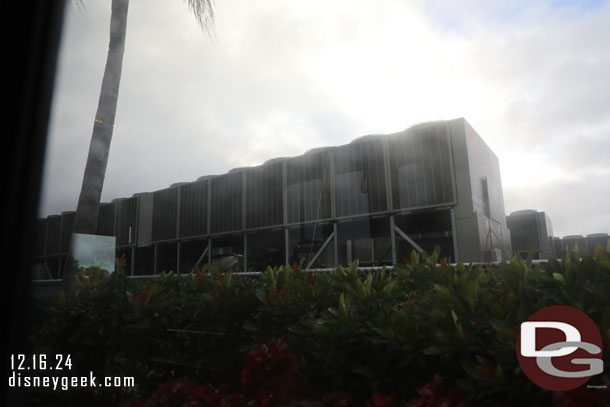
[
  {"xmin": 34, "ymin": 118, "xmax": 512, "ymax": 278},
  {"xmin": 562, "ymin": 233, "xmax": 608, "ymax": 255},
  {"xmin": 506, "ymin": 210, "xmax": 608, "ymax": 259},
  {"xmin": 506, "ymin": 209, "xmax": 554, "ymax": 259}
]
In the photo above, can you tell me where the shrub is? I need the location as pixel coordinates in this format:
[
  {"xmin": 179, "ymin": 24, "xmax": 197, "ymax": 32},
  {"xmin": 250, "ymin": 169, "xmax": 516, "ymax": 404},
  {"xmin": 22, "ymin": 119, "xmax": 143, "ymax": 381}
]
[{"xmin": 32, "ymin": 243, "xmax": 610, "ymax": 406}]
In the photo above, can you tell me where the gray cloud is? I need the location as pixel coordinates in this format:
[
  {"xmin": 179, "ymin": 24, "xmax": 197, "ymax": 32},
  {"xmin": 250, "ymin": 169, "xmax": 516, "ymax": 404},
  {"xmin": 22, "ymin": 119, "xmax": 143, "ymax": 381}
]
[
  {"xmin": 40, "ymin": 0, "xmax": 610, "ymax": 238},
  {"xmin": 505, "ymin": 170, "xmax": 610, "ymax": 237}
]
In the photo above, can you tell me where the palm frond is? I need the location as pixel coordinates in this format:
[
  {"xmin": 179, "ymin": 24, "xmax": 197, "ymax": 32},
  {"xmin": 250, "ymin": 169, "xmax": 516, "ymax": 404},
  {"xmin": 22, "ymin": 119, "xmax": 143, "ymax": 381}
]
[
  {"xmin": 69, "ymin": 0, "xmax": 86, "ymax": 12},
  {"xmin": 184, "ymin": 0, "xmax": 216, "ymax": 37}
]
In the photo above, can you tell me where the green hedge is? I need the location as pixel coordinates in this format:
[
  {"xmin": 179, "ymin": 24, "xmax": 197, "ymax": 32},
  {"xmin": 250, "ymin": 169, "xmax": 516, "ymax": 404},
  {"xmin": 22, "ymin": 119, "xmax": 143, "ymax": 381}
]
[{"xmin": 31, "ymin": 243, "xmax": 610, "ymax": 406}]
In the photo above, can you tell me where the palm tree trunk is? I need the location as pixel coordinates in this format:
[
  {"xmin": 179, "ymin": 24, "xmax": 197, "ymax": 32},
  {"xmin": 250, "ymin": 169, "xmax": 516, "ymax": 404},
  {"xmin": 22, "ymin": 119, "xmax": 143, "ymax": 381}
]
[{"xmin": 63, "ymin": 0, "xmax": 129, "ymax": 294}]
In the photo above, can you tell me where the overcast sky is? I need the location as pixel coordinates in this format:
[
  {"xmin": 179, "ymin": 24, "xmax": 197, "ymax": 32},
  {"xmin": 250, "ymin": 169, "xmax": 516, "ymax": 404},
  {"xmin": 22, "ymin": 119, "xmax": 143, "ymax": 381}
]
[{"xmin": 40, "ymin": 0, "xmax": 610, "ymax": 238}]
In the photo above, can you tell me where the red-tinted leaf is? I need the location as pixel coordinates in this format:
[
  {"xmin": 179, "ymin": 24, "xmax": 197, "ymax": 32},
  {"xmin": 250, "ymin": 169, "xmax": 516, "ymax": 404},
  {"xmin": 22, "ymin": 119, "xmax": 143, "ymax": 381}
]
[
  {"xmin": 322, "ymin": 392, "xmax": 352, "ymax": 407},
  {"xmin": 136, "ymin": 292, "xmax": 148, "ymax": 306},
  {"xmin": 367, "ymin": 393, "xmax": 395, "ymax": 407}
]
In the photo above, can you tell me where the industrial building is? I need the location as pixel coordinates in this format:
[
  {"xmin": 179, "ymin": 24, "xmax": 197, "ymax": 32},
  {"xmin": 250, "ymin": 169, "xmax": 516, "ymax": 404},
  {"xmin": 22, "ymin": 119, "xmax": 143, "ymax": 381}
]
[
  {"xmin": 33, "ymin": 118, "xmax": 512, "ymax": 278},
  {"xmin": 506, "ymin": 210, "xmax": 609, "ymax": 259},
  {"xmin": 584, "ymin": 233, "xmax": 609, "ymax": 253},
  {"xmin": 562, "ymin": 235, "xmax": 587, "ymax": 254},
  {"xmin": 506, "ymin": 210, "xmax": 554, "ymax": 259},
  {"xmin": 561, "ymin": 233, "xmax": 609, "ymax": 255}
]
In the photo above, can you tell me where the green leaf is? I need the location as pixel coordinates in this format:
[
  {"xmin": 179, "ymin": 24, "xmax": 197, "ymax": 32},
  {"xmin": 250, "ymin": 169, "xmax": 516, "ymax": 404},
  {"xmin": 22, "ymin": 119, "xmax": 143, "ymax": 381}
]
[
  {"xmin": 489, "ymin": 318, "xmax": 512, "ymax": 332},
  {"xmin": 489, "ymin": 303, "xmax": 504, "ymax": 318},
  {"xmin": 255, "ymin": 289, "xmax": 267, "ymax": 304},
  {"xmin": 602, "ymin": 308, "xmax": 610, "ymax": 339},
  {"xmin": 552, "ymin": 273, "xmax": 566, "ymax": 284},
  {"xmin": 339, "ymin": 293, "xmax": 351, "ymax": 319},
  {"xmin": 466, "ymin": 281, "xmax": 479, "ymax": 309},
  {"xmin": 452, "ymin": 309, "xmax": 464, "ymax": 339},
  {"xmin": 498, "ymin": 327, "xmax": 518, "ymax": 341},
  {"xmin": 354, "ymin": 278, "xmax": 365, "ymax": 299},
  {"xmin": 312, "ymin": 324, "xmax": 331, "ymax": 336},
  {"xmin": 382, "ymin": 280, "xmax": 397, "ymax": 292},
  {"xmin": 435, "ymin": 284, "xmax": 451, "ymax": 301},
  {"xmin": 125, "ymin": 291, "xmax": 137, "ymax": 308},
  {"xmin": 451, "ymin": 309, "xmax": 459, "ymax": 326},
  {"xmin": 242, "ymin": 320, "xmax": 258, "ymax": 331},
  {"xmin": 410, "ymin": 250, "xmax": 420, "ymax": 265},
  {"xmin": 350, "ymin": 365, "xmax": 371, "ymax": 377},
  {"xmin": 495, "ymin": 364, "xmax": 505, "ymax": 381},
  {"xmin": 422, "ymin": 345, "xmax": 453, "ymax": 355},
  {"xmin": 364, "ymin": 272, "xmax": 373, "ymax": 296}
]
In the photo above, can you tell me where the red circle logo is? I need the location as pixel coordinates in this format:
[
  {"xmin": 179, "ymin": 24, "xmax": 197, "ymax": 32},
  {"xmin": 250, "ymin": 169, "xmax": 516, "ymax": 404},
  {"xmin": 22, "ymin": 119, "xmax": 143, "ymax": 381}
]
[{"xmin": 517, "ymin": 305, "xmax": 603, "ymax": 391}]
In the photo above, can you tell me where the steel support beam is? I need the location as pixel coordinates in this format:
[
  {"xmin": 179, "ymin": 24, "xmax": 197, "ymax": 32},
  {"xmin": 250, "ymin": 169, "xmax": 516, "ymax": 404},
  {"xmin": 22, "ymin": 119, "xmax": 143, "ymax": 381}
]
[
  {"xmin": 195, "ymin": 243, "xmax": 209, "ymax": 269},
  {"xmin": 393, "ymin": 223, "xmax": 425, "ymax": 255},
  {"xmin": 305, "ymin": 231, "xmax": 334, "ymax": 270},
  {"xmin": 44, "ymin": 262, "xmax": 53, "ymax": 279}
]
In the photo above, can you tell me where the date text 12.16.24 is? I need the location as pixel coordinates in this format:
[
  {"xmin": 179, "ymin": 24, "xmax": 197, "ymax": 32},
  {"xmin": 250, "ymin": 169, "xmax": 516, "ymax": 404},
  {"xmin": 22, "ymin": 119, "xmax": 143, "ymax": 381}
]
[{"xmin": 10, "ymin": 354, "xmax": 72, "ymax": 371}]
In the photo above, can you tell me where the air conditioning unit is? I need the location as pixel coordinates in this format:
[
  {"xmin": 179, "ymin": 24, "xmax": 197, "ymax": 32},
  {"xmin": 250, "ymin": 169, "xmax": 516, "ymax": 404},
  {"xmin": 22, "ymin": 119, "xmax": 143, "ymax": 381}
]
[{"xmin": 486, "ymin": 248, "xmax": 502, "ymax": 262}]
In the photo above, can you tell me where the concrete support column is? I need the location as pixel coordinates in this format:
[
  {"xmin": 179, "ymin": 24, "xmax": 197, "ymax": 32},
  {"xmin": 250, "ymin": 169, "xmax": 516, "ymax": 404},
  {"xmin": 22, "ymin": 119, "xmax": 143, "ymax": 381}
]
[
  {"xmin": 285, "ymin": 228, "xmax": 290, "ymax": 265},
  {"xmin": 450, "ymin": 208, "xmax": 459, "ymax": 262},
  {"xmin": 243, "ymin": 234, "xmax": 248, "ymax": 273},
  {"xmin": 390, "ymin": 215, "xmax": 397, "ymax": 265},
  {"xmin": 153, "ymin": 244, "xmax": 158, "ymax": 275},
  {"xmin": 333, "ymin": 222, "xmax": 339, "ymax": 267},
  {"xmin": 176, "ymin": 241, "xmax": 181, "ymax": 274},
  {"xmin": 130, "ymin": 246, "xmax": 136, "ymax": 276}
]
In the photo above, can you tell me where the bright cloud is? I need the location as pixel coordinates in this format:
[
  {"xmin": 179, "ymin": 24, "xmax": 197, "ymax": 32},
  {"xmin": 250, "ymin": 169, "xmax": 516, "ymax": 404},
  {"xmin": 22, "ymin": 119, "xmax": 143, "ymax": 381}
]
[{"xmin": 40, "ymin": 0, "xmax": 610, "ymax": 237}]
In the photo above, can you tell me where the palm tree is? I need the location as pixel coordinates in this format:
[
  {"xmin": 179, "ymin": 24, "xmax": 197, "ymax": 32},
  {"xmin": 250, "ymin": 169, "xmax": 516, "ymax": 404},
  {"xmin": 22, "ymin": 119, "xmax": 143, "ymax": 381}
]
[{"xmin": 63, "ymin": 0, "xmax": 215, "ymax": 294}]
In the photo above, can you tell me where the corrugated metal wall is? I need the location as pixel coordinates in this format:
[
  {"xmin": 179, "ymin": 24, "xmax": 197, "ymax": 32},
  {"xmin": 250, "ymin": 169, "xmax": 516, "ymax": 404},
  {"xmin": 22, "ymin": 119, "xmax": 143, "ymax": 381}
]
[
  {"xmin": 59, "ymin": 212, "xmax": 74, "ymax": 254},
  {"xmin": 246, "ymin": 161, "xmax": 284, "ymax": 229},
  {"xmin": 96, "ymin": 202, "xmax": 115, "ymax": 236},
  {"xmin": 179, "ymin": 180, "xmax": 208, "ymax": 238},
  {"xmin": 152, "ymin": 188, "xmax": 178, "ymax": 242},
  {"xmin": 286, "ymin": 150, "xmax": 332, "ymax": 223},
  {"xmin": 388, "ymin": 126, "xmax": 454, "ymax": 209},
  {"xmin": 586, "ymin": 234, "xmax": 609, "ymax": 253},
  {"xmin": 38, "ymin": 122, "xmax": 468, "ymax": 268},
  {"xmin": 211, "ymin": 171, "xmax": 243, "ymax": 233},
  {"xmin": 334, "ymin": 139, "xmax": 388, "ymax": 217},
  {"xmin": 44, "ymin": 216, "xmax": 61, "ymax": 255},
  {"xmin": 506, "ymin": 213, "xmax": 541, "ymax": 252},
  {"xmin": 116, "ymin": 198, "xmax": 138, "ymax": 247},
  {"xmin": 35, "ymin": 219, "xmax": 46, "ymax": 257}
]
